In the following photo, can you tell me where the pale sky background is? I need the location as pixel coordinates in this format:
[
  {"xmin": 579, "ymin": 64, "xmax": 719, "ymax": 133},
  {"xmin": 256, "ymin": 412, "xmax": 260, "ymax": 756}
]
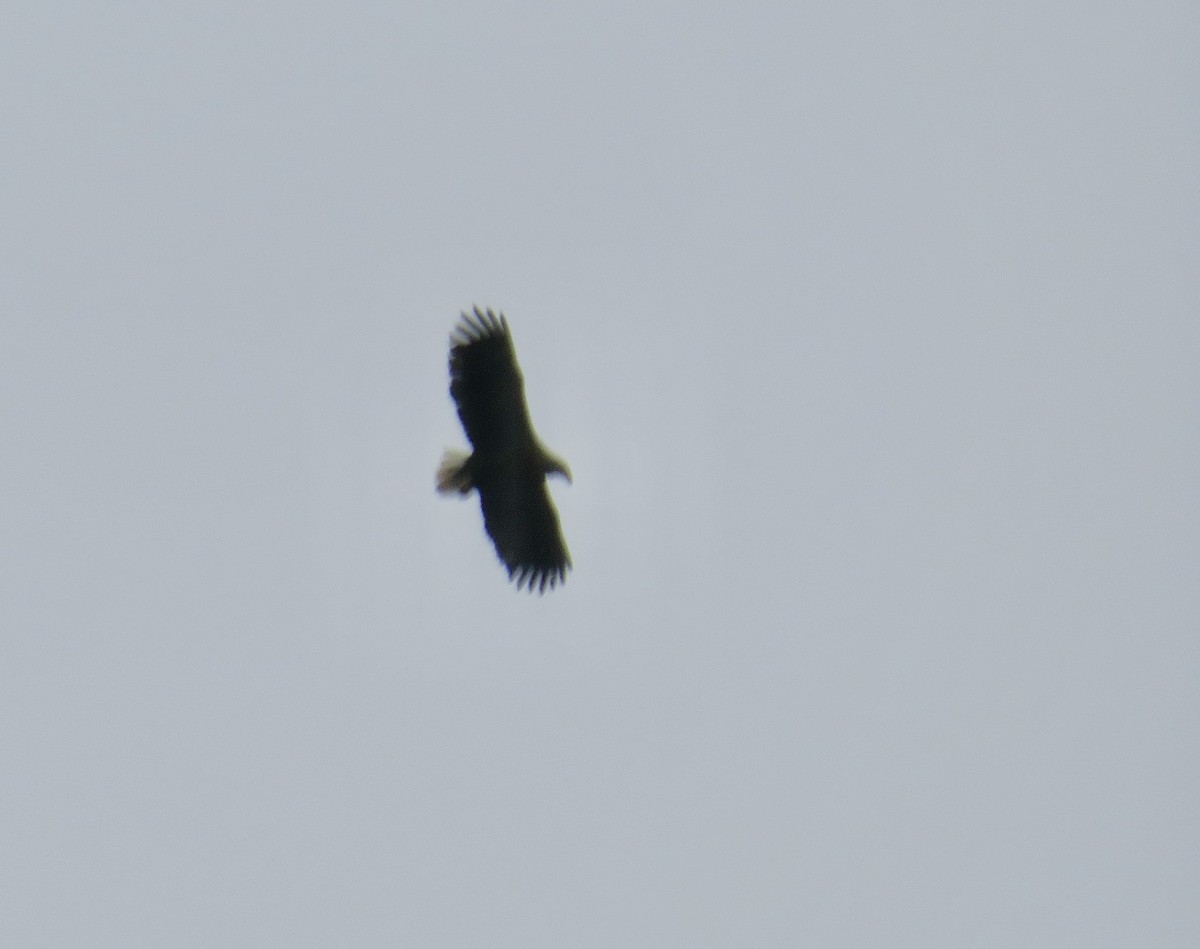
[{"xmin": 2, "ymin": 2, "xmax": 1198, "ymax": 946}]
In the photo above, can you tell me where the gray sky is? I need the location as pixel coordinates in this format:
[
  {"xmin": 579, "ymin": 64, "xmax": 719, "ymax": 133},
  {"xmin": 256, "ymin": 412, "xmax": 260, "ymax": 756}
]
[{"xmin": 3, "ymin": 2, "xmax": 1198, "ymax": 946}]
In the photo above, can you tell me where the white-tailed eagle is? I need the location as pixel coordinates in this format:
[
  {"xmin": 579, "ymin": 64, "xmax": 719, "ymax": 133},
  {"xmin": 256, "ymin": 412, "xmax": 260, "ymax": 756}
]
[{"xmin": 436, "ymin": 307, "xmax": 572, "ymax": 592}]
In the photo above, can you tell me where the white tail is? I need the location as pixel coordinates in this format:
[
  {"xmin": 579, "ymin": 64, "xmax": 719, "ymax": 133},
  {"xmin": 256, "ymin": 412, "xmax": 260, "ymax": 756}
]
[{"xmin": 436, "ymin": 448, "xmax": 473, "ymax": 494}]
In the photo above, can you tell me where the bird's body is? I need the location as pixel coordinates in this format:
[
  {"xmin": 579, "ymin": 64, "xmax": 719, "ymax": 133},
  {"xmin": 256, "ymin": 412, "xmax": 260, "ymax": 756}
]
[{"xmin": 437, "ymin": 307, "xmax": 572, "ymax": 592}]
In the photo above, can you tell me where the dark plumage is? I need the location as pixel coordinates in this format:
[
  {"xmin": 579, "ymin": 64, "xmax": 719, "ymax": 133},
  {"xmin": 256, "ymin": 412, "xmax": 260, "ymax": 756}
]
[{"xmin": 437, "ymin": 307, "xmax": 573, "ymax": 592}]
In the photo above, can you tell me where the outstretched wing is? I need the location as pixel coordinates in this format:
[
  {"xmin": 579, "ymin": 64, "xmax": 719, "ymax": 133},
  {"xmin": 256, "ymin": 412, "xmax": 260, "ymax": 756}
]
[
  {"xmin": 448, "ymin": 307, "xmax": 534, "ymax": 454},
  {"xmin": 477, "ymin": 475, "xmax": 572, "ymax": 593}
]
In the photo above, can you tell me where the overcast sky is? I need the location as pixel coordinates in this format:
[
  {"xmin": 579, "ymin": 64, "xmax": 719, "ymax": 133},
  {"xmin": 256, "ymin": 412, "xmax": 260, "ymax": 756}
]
[{"xmin": 3, "ymin": 2, "xmax": 1198, "ymax": 946}]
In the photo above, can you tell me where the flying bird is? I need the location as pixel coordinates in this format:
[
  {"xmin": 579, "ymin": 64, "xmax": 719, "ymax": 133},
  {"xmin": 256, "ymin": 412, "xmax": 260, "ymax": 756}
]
[{"xmin": 437, "ymin": 307, "xmax": 573, "ymax": 592}]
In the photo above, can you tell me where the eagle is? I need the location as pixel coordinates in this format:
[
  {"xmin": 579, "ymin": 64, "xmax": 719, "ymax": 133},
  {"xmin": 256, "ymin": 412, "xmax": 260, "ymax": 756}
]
[{"xmin": 436, "ymin": 307, "xmax": 573, "ymax": 592}]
